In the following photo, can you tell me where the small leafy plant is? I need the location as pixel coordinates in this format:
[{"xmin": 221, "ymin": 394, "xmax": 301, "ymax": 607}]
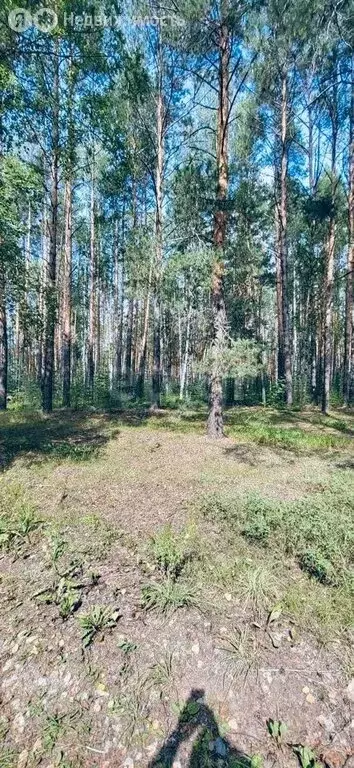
[
  {"xmin": 117, "ymin": 638, "xmax": 138, "ymax": 655},
  {"xmin": 294, "ymin": 745, "xmax": 322, "ymax": 768},
  {"xmin": 0, "ymin": 505, "xmax": 43, "ymax": 551},
  {"xmin": 34, "ymin": 576, "xmax": 82, "ymax": 619},
  {"xmin": 298, "ymin": 550, "xmax": 336, "ymax": 585},
  {"xmin": 79, "ymin": 605, "xmax": 120, "ymax": 647},
  {"xmin": 267, "ymin": 718, "xmax": 287, "ymax": 746}
]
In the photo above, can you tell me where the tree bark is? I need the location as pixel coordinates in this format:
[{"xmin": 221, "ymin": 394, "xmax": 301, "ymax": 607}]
[
  {"xmin": 322, "ymin": 70, "xmax": 338, "ymax": 415},
  {"xmin": 207, "ymin": 10, "xmax": 230, "ymax": 438},
  {"xmin": 344, "ymin": 55, "xmax": 354, "ymax": 405},
  {"xmin": 275, "ymin": 70, "xmax": 292, "ymax": 406},
  {"xmin": 152, "ymin": 28, "xmax": 164, "ymax": 408},
  {"xmin": 125, "ymin": 297, "xmax": 134, "ymax": 388},
  {"xmin": 88, "ymin": 156, "xmax": 97, "ymax": 397},
  {"xmin": 0, "ymin": 259, "xmax": 7, "ymax": 410},
  {"xmin": 62, "ymin": 179, "xmax": 72, "ymax": 407},
  {"xmin": 135, "ymin": 253, "xmax": 153, "ymax": 399},
  {"xmin": 42, "ymin": 43, "xmax": 59, "ymax": 413},
  {"xmin": 180, "ymin": 296, "xmax": 191, "ymax": 401}
]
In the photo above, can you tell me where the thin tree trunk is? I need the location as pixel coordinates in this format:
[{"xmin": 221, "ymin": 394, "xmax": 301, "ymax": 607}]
[
  {"xmin": 62, "ymin": 179, "xmax": 72, "ymax": 407},
  {"xmin": 0, "ymin": 259, "xmax": 7, "ymax": 410},
  {"xmin": 152, "ymin": 28, "xmax": 164, "ymax": 408},
  {"xmin": 42, "ymin": 43, "xmax": 59, "ymax": 413},
  {"xmin": 113, "ymin": 218, "xmax": 124, "ymax": 384},
  {"xmin": 180, "ymin": 299, "xmax": 191, "ymax": 401},
  {"xmin": 322, "ymin": 70, "xmax": 338, "ymax": 414},
  {"xmin": 135, "ymin": 254, "xmax": 153, "ymax": 399},
  {"xmin": 207, "ymin": 10, "xmax": 230, "ymax": 438},
  {"xmin": 88, "ymin": 156, "xmax": 97, "ymax": 397},
  {"xmin": 344, "ymin": 55, "xmax": 354, "ymax": 405},
  {"xmin": 23, "ymin": 201, "xmax": 31, "ymax": 375},
  {"xmin": 125, "ymin": 297, "xmax": 134, "ymax": 388},
  {"xmin": 322, "ymin": 216, "xmax": 336, "ymax": 413},
  {"xmin": 275, "ymin": 70, "xmax": 292, "ymax": 406}
]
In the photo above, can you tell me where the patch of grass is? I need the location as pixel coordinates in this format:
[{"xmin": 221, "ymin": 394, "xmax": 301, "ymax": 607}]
[
  {"xmin": 298, "ymin": 551, "xmax": 336, "ymax": 585},
  {"xmin": 201, "ymin": 482, "xmax": 354, "ymax": 588},
  {"xmin": 198, "ymin": 476, "xmax": 353, "ymax": 640},
  {"xmin": 78, "ymin": 605, "xmax": 120, "ymax": 647},
  {"xmin": 226, "ymin": 407, "xmax": 351, "ymax": 453},
  {"xmin": 42, "ymin": 440, "xmax": 100, "ymax": 462},
  {"xmin": 235, "ymin": 563, "xmax": 278, "ymax": 617},
  {"xmin": 241, "ymin": 496, "xmax": 282, "ymax": 545},
  {"xmin": 0, "ymin": 748, "xmax": 18, "ymax": 768},
  {"xmin": 42, "ymin": 709, "xmax": 84, "ymax": 754},
  {"xmin": 148, "ymin": 524, "xmax": 195, "ymax": 580},
  {"xmin": 219, "ymin": 626, "xmax": 260, "ymax": 680},
  {"xmin": 78, "ymin": 514, "xmax": 123, "ymax": 560},
  {"xmin": 172, "ymin": 698, "xmax": 201, "ymax": 722},
  {"xmin": 0, "ymin": 717, "xmax": 9, "ymax": 742},
  {"xmin": 0, "ymin": 501, "xmax": 43, "ymax": 552},
  {"xmin": 148, "ymin": 651, "xmax": 174, "ymax": 691},
  {"xmin": 43, "ymin": 712, "xmax": 66, "ymax": 752},
  {"xmin": 141, "ymin": 579, "xmax": 197, "ymax": 614},
  {"xmin": 108, "ymin": 675, "xmax": 150, "ymax": 744}
]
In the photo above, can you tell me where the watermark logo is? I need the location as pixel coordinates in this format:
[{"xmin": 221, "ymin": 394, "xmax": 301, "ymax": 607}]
[
  {"xmin": 7, "ymin": 6, "xmax": 184, "ymax": 32},
  {"xmin": 33, "ymin": 7, "xmax": 58, "ymax": 32},
  {"xmin": 7, "ymin": 5, "xmax": 119, "ymax": 31},
  {"xmin": 8, "ymin": 7, "xmax": 32, "ymax": 32}
]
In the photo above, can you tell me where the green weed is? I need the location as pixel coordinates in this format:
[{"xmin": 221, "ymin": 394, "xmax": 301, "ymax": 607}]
[
  {"xmin": 267, "ymin": 718, "xmax": 287, "ymax": 746},
  {"xmin": 0, "ymin": 504, "xmax": 43, "ymax": 551},
  {"xmin": 141, "ymin": 579, "xmax": 197, "ymax": 614},
  {"xmin": 294, "ymin": 745, "xmax": 322, "ymax": 768},
  {"xmin": 148, "ymin": 524, "xmax": 195, "ymax": 580},
  {"xmin": 78, "ymin": 605, "xmax": 120, "ymax": 647},
  {"xmin": 117, "ymin": 638, "xmax": 138, "ymax": 656},
  {"xmin": 148, "ymin": 652, "xmax": 174, "ymax": 690},
  {"xmin": 220, "ymin": 627, "xmax": 259, "ymax": 679},
  {"xmin": 108, "ymin": 675, "xmax": 150, "ymax": 743},
  {"xmin": 34, "ymin": 576, "xmax": 82, "ymax": 619}
]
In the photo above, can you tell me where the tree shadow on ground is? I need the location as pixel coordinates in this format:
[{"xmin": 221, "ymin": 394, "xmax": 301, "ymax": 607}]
[
  {"xmin": 148, "ymin": 689, "xmax": 252, "ymax": 768},
  {"xmin": 0, "ymin": 410, "xmax": 112, "ymax": 470}
]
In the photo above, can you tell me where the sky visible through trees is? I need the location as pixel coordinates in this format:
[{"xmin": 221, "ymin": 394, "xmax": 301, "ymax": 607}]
[{"xmin": 0, "ymin": 0, "xmax": 353, "ymax": 433}]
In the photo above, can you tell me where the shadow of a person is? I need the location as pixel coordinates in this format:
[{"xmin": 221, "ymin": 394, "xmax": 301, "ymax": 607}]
[{"xmin": 148, "ymin": 688, "xmax": 252, "ymax": 768}]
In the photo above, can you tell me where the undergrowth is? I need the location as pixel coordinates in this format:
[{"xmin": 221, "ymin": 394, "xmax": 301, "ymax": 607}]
[{"xmin": 198, "ymin": 476, "xmax": 354, "ymax": 640}]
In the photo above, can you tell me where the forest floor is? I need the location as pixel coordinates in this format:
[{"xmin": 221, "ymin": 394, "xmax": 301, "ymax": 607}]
[{"xmin": 0, "ymin": 405, "xmax": 353, "ymax": 768}]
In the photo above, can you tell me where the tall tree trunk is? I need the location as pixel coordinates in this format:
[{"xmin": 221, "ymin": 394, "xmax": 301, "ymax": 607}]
[
  {"xmin": 207, "ymin": 10, "xmax": 230, "ymax": 438},
  {"xmin": 344, "ymin": 55, "xmax": 354, "ymax": 405},
  {"xmin": 42, "ymin": 44, "xmax": 59, "ymax": 413},
  {"xmin": 88, "ymin": 157, "xmax": 97, "ymax": 397},
  {"xmin": 62, "ymin": 179, "xmax": 72, "ymax": 407},
  {"xmin": 0, "ymin": 259, "xmax": 7, "ymax": 410},
  {"xmin": 322, "ymin": 70, "xmax": 338, "ymax": 415},
  {"xmin": 113, "ymin": 218, "xmax": 123, "ymax": 384},
  {"xmin": 23, "ymin": 201, "xmax": 31, "ymax": 376},
  {"xmin": 152, "ymin": 29, "xmax": 164, "ymax": 408},
  {"xmin": 322, "ymin": 215, "xmax": 336, "ymax": 413},
  {"xmin": 180, "ymin": 296, "xmax": 192, "ymax": 401},
  {"xmin": 275, "ymin": 70, "xmax": 292, "ymax": 406},
  {"xmin": 125, "ymin": 297, "xmax": 134, "ymax": 388},
  {"xmin": 135, "ymin": 253, "xmax": 153, "ymax": 399}
]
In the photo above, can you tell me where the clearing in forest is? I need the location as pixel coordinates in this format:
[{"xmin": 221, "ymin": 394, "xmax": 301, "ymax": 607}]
[{"xmin": 0, "ymin": 406, "xmax": 353, "ymax": 768}]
